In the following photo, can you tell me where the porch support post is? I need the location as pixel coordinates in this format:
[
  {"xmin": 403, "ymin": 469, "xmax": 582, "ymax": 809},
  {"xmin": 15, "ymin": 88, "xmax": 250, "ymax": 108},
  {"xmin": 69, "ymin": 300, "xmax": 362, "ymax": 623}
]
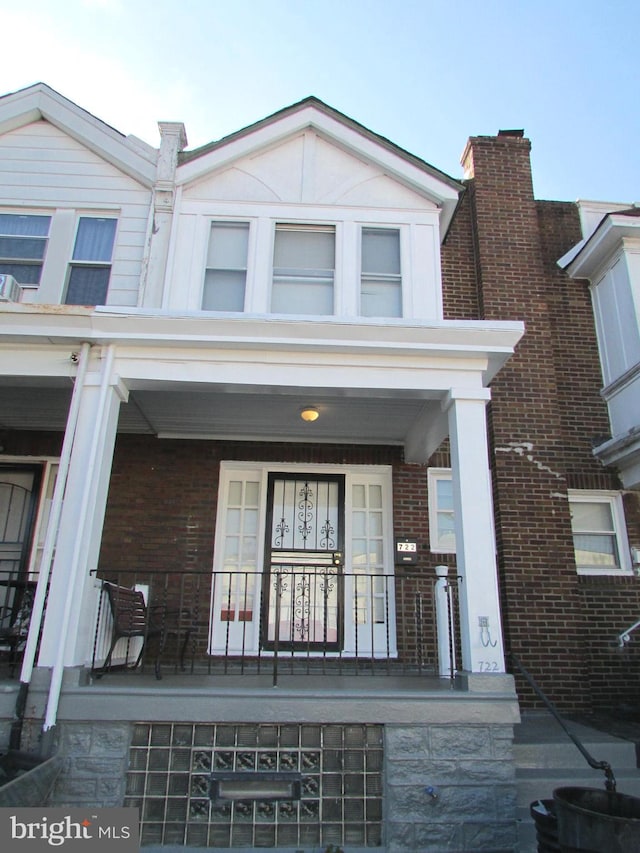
[
  {"xmin": 38, "ymin": 347, "xmax": 127, "ymax": 670},
  {"xmin": 443, "ymin": 388, "xmax": 505, "ymax": 673}
]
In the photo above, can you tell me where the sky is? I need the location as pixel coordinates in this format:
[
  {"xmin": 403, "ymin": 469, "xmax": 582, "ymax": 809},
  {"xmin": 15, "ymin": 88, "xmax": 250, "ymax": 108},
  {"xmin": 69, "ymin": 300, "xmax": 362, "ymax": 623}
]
[{"xmin": 1, "ymin": 0, "xmax": 638, "ymax": 204}]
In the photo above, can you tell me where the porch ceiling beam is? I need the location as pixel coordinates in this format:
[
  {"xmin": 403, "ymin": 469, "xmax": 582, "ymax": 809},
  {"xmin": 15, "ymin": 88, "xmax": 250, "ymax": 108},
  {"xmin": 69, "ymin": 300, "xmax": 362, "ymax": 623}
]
[{"xmin": 403, "ymin": 404, "xmax": 449, "ymax": 464}]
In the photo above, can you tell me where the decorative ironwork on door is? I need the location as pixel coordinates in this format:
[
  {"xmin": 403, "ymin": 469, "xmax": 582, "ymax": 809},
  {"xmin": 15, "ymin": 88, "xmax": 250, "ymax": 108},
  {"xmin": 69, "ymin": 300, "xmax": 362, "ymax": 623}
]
[{"xmin": 263, "ymin": 474, "xmax": 344, "ymax": 651}]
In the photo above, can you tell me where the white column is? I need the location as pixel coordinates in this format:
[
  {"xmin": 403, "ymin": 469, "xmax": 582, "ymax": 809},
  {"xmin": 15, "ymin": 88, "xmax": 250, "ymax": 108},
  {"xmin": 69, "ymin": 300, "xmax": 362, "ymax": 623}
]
[
  {"xmin": 38, "ymin": 347, "xmax": 127, "ymax": 669},
  {"xmin": 444, "ymin": 388, "xmax": 505, "ymax": 673},
  {"xmin": 434, "ymin": 564, "xmax": 456, "ymax": 677}
]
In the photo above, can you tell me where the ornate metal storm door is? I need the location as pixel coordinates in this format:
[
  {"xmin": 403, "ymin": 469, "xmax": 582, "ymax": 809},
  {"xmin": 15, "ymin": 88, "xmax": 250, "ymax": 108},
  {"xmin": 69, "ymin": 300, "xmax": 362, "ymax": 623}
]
[{"xmin": 263, "ymin": 473, "xmax": 345, "ymax": 651}]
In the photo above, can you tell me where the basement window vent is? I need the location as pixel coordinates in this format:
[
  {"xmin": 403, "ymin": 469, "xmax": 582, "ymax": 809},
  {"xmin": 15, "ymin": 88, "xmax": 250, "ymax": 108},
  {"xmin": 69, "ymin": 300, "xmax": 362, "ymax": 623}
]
[{"xmin": 210, "ymin": 772, "xmax": 302, "ymax": 802}]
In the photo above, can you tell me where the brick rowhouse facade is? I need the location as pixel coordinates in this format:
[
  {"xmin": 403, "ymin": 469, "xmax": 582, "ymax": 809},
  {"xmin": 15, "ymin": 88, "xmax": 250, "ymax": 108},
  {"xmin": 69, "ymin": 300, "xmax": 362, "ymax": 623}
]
[
  {"xmin": 2, "ymin": 126, "xmax": 638, "ymax": 715},
  {"xmin": 27, "ymin": 126, "xmax": 640, "ymax": 705}
]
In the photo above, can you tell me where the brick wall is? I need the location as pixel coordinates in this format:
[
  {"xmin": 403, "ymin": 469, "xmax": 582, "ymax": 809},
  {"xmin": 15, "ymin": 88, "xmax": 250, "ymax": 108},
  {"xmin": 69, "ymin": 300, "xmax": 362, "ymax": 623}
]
[{"xmin": 448, "ymin": 134, "xmax": 640, "ymax": 712}]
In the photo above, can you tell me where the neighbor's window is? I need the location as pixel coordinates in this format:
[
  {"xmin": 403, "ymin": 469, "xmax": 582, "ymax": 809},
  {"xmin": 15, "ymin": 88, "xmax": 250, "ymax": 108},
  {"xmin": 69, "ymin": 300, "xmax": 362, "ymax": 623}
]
[
  {"xmin": 568, "ymin": 490, "xmax": 631, "ymax": 575},
  {"xmin": 428, "ymin": 468, "xmax": 455, "ymax": 553},
  {"xmin": 65, "ymin": 217, "xmax": 117, "ymax": 305},
  {"xmin": 0, "ymin": 213, "xmax": 51, "ymax": 287},
  {"xmin": 203, "ymin": 221, "xmax": 250, "ymax": 311},
  {"xmin": 361, "ymin": 227, "xmax": 401, "ymax": 317},
  {"xmin": 271, "ymin": 224, "xmax": 335, "ymax": 315}
]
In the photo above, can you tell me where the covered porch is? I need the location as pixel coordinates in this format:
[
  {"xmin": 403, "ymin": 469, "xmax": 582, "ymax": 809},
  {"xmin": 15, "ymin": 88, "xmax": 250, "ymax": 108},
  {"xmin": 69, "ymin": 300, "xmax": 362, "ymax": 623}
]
[{"xmin": 0, "ymin": 304, "xmax": 523, "ymax": 704}]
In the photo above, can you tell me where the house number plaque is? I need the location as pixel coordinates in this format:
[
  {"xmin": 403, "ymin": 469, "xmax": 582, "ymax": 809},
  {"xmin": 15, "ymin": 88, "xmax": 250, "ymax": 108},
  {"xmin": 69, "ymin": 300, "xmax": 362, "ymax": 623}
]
[{"xmin": 395, "ymin": 538, "xmax": 418, "ymax": 565}]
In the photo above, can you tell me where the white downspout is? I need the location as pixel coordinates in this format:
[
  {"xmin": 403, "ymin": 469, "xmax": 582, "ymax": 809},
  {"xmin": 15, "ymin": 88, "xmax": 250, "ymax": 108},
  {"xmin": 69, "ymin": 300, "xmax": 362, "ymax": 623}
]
[
  {"xmin": 19, "ymin": 342, "xmax": 92, "ymax": 685},
  {"xmin": 42, "ymin": 344, "xmax": 116, "ymax": 733}
]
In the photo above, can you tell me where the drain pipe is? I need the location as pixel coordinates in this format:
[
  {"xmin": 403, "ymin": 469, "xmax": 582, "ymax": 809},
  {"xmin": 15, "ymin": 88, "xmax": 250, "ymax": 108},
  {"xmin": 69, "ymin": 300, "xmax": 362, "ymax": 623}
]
[
  {"xmin": 40, "ymin": 344, "xmax": 116, "ymax": 754},
  {"xmin": 11, "ymin": 342, "xmax": 93, "ymax": 752}
]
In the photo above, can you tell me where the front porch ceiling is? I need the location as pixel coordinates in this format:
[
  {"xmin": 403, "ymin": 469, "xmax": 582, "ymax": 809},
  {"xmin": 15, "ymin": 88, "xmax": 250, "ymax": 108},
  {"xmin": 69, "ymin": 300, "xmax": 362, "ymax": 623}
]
[{"xmin": 0, "ymin": 380, "xmax": 443, "ymax": 453}]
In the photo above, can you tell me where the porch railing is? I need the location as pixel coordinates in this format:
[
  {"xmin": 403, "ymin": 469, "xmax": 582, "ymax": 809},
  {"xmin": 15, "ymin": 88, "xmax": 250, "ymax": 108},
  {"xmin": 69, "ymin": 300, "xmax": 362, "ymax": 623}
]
[
  {"xmin": 0, "ymin": 568, "xmax": 39, "ymax": 676},
  {"xmin": 90, "ymin": 568, "xmax": 461, "ymax": 685}
]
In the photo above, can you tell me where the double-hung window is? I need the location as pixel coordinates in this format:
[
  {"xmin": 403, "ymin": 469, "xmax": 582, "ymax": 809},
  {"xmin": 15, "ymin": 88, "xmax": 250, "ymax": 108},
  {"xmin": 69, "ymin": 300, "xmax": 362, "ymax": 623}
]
[
  {"xmin": 65, "ymin": 217, "xmax": 117, "ymax": 305},
  {"xmin": 272, "ymin": 224, "xmax": 335, "ymax": 315},
  {"xmin": 361, "ymin": 227, "xmax": 402, "ymax": 317},
  {"xmin": 203, "ymin": 221, "xmax": 249, "ymax": 311},
  {"xmin": 0, "ymin": 213, "xmax": 51, "ymax": 288},
  {"xmin": 568, "ymin": 490, "xmax": 631, "ymax": 575},
  {"xmin": 427, "ymin": 469, "xmax": 456, "ymax": 553}
]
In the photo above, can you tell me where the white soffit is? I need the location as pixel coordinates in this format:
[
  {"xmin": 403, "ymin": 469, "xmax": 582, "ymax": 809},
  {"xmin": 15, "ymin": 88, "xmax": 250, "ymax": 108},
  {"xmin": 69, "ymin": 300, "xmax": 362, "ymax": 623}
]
[{"xmin": 565, "ymin": 214, "xmax": 640, "ymax": 279}]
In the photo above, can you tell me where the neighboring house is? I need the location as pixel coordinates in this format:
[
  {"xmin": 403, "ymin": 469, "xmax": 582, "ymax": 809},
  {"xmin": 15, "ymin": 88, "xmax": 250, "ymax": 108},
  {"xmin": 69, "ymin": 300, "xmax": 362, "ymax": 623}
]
[{"xmin": 0, "ymin": 83, "xmax": 639, "ymax": 851}]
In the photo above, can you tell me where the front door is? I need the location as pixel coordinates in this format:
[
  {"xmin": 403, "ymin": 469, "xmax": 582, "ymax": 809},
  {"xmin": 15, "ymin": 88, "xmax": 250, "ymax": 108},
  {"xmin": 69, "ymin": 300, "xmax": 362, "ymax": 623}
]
[
  {"xmin": 209, "ymin": 463, "xmax": 396, "ymax": 658},
  {"xmin": 262, "ymin": 473, "xmax": 344, "ymax": 651},
  {"xmin": 0, "ymin": 465, "xmax": 41, "ymax": 618}
]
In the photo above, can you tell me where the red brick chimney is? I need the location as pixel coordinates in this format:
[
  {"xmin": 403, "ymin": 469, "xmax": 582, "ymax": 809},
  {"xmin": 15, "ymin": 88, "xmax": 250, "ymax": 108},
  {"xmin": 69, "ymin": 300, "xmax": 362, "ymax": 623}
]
[{"xmin": 459, "ymin": 130, "xmax": 590, "ymax": 709}]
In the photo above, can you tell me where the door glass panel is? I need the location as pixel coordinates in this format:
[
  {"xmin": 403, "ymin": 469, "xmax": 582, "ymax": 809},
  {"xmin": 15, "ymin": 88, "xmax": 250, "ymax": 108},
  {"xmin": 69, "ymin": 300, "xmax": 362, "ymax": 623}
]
[
  {"xmin": 351, "ymin": 482, "xmax": 386, "ymax": 626},
  {"xmin": 217, "ymin": 478, "xmax": 260, "ymax": 624}
]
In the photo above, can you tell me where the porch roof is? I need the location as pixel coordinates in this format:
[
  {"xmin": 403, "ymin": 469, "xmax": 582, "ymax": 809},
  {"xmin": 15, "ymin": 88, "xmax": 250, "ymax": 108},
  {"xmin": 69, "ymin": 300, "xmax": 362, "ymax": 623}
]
[{"xmin": 0, "ymin": 305, "xmax": 524, "ymax": 462}]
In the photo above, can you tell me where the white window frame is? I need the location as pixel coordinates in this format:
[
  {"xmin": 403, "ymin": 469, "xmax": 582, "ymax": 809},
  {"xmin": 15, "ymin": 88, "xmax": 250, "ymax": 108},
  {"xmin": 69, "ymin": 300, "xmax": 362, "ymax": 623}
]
[
  {"xmin": 202, "ymin": 220, "xmax": 251, "ymax": 312},
  {"xmin": 64, "ymin": 215, "xmax": 118, "ymax": 306},
  {"xmin": 427, "ymin": 468, "xmax": 456, "ymax": 554},
  {"xmin": 0, "ymin": 207, "xmax": 120, "ymax": 304},
  {"xmin": 0, "ymin": 212, "xmax": 52, "ymax": 291},
  {"xmin": 270, "ymin": 222, "xmax": 336, "ymax": 316},
  {"xmin": 359, "ymin": 226, "xmax": 402, "ymax": 318},
  {"xmin": 568, "ymin": 489, "xmax": 632, "ymax": 576}
]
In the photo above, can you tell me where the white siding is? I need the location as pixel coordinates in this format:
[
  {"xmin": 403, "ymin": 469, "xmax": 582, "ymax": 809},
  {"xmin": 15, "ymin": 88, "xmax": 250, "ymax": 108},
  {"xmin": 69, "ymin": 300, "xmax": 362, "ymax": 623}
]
[
  {"xmin": 592, "ymin": 255, "xmax": 640, "ymax": 385},
  {"xmin": 0, "ymin": 121, "xmax": 151, "ymax": 306}
]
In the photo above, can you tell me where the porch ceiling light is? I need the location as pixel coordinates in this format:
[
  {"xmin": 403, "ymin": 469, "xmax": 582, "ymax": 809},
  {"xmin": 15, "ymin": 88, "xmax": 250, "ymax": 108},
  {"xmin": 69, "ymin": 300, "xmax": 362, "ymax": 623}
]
[{"xmin": 300, "ymin": 406, "xmax": 319, "ymax": 422}]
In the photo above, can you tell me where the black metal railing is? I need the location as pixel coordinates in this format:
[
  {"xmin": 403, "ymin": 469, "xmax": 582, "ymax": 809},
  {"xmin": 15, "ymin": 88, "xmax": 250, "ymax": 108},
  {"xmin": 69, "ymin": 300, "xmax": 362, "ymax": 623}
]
[
  {"xmin": 90, "ymin": 568, "xmax": 461, "ymax": 685},
  {"xmin": 0, "ymin": 568, "xmax": 39, "ymax": 677}
]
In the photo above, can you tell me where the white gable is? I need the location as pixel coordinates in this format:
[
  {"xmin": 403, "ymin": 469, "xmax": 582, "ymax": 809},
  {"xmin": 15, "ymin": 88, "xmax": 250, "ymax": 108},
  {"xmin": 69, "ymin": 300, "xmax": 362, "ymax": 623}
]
[
  {"xmin": 183, "ymin": 130, "xmax": 438, "ymax": 211},
  {"xmin": 0, "ymin": 83, "xmax": 157, "ymax": 186},
  {"xmin": 167, "ymin": 103, "xmax": 457, "ymax": 319},
  {"xmin": 177, "ymin": 100, "xmax": 460, "ymax": 230},
  {"xmin": 0, "ymin": 117, "xmax": 152, "ymax": 307}
]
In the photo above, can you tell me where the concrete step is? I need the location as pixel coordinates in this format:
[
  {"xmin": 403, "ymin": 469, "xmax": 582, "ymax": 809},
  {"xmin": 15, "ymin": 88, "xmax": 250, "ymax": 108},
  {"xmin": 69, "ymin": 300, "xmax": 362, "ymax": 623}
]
[
  {"xmin": 514, "ymin": 738, "xmax": 637, "ymax": 771},
  {"xmin": 514, "ymin": 713, "xmax": 640, "ymax": 851},
  {"xmin": 516, "ymin": 769, "xmax": 640, "ymax": 806}
]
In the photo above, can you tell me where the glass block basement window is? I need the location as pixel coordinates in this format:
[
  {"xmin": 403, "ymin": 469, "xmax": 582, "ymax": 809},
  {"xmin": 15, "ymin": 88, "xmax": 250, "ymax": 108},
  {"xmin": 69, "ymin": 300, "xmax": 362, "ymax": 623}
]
[{"xmin": 125, "ymin": 722, "xmax": 384, "ymax": 847}]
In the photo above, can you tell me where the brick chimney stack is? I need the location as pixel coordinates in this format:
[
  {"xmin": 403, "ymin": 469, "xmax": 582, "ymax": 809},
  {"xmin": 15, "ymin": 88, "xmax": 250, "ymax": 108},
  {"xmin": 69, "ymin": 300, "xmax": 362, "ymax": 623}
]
[{"xmin": 458, "ymin": 130, "xmax": 589, "ymax": 708}]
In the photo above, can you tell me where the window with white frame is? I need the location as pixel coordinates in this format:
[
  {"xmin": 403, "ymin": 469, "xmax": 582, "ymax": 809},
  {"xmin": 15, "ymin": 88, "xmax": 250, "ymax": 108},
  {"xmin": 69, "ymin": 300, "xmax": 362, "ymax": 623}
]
[
  {"xmin": 203, "ymin": 221, "xmax": 249, "ymax": 311},
  {"xmin": 360, "ymin": 227, "xmax": 402, "ymax": 317},
  {"xmin": 568, "ymin": 490, "xmax": 631, "ymax": 575},
  {"xmin": 271, "ymin": 223, "xmax": 335, "ymax": 315},
  {"xmin": 65, "ymin": 217, "xmax": 117, "ymax": 305},
  {"xmin": 427, "ymin": 468, "xmax": 456, "ymax": 553},
  {"xmin": 0, "ymin": 213, "xmax": 51, "ymax": 287}
]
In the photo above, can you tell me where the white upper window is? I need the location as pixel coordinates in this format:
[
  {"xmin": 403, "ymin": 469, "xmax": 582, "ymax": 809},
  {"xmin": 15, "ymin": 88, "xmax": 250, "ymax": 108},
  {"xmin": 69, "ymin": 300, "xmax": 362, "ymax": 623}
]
[
  {"xmin": 568, "ymin": 490, "xmax": 631, "ymax": 575},
  {"xmin": 0, "ymin": 213, "xmax": 51, "ymax": 288},
  {"xmin": 203, "ymin": 221, "xmax": 249, "ymax": 311},
  {"xmin": 361, "ymin": 227, "xmax": 402, "ymax": 317},
  {"xmin": 427, "ymin": 468, "xmax": 456, "ymax": 554},
  {"xmin": 271, "ymin": 224, "xmax": 335, "ymax": 315},
  {"xmin": 65, "ymin": 217, "xmax": 117, "ymax": 305}
]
